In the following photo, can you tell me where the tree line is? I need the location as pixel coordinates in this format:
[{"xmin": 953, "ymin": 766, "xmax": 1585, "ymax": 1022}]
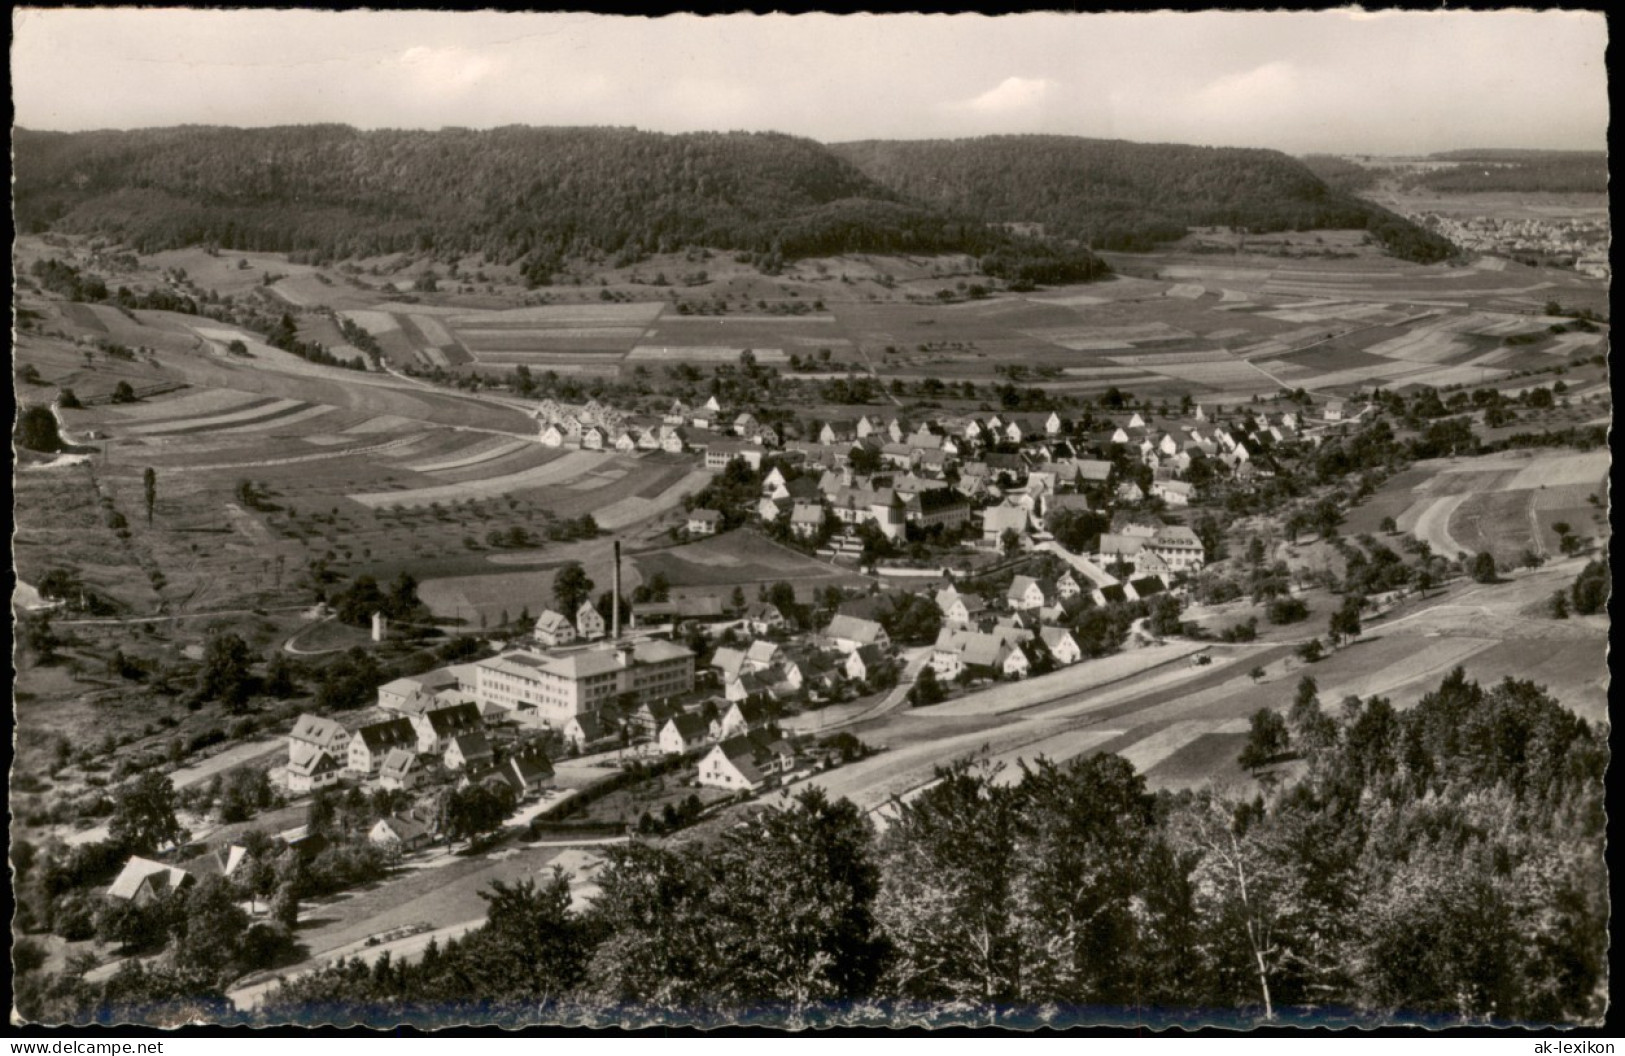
[
  {"xmin": 12, "ymin": 125, "xmax": 1109, "ymax": 284},
  {"xmin": 832, "ymin": 135, "xmax": 1458, "ymax": 263}
]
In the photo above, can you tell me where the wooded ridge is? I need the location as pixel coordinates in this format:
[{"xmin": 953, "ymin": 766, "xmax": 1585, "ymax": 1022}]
[{"xmin": 14, "ymin": 126, "xmax": 1455, "ymax": 275}]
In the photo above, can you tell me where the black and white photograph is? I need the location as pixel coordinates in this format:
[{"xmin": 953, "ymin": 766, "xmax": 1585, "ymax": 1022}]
[{"xmin": 9, "ymin": 8, "xmax": 1611, "ymax": 1033}]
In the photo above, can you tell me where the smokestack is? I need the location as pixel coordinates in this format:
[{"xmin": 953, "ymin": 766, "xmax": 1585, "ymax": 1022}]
[{"xmin": 611, "ymin": 539, "xmax": 621, "ymax": 640}]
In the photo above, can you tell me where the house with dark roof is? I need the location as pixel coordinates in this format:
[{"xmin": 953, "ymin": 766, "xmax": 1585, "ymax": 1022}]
[
  {"xmin": 445, "ymin": 731, "xmax": 494, "ymax": 772},
  {"xmin": 504, "ymin": 741, "xmax": 555, "ymax": 796},
  {"xmin": 412, "ymin": 701, "xmax": 484, "ymax": 755},
  {"xmin": 659, "ymin": 712, "xmax": 712, "ymax": 755},
  {"xmin": 697, "ymin": 732, "xmax": 796, "ymax": 792},
  {"xmin": 287, "ymin": 743, "xmax": 343, "ymax": 793},
  {"xmin": 347, "ymin": 717, "xmax": 418, "ymax": 776},
  {"xmin": 562, "ymin": 711, "xmax": 615, "ymax": 754},
  {"xmin": 369, "ymin": 815, "xmax": 433, "ymax": 854}
]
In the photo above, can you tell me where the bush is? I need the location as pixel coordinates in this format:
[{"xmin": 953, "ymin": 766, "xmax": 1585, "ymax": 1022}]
[{"xmin": 1267, "ymin": 596, "xmax": 1309, "ymax": 625}]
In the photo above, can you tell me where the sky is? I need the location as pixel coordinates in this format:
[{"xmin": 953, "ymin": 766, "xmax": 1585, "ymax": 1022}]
[{"xmin": 10, "ymin": 9, "xmax": 1609, "ymax": 154}]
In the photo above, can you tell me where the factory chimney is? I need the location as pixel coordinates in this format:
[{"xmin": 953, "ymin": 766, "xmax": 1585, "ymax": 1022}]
[{"xmin": 611, "ymin": 539, "xmax": 622, "ymax": 640}]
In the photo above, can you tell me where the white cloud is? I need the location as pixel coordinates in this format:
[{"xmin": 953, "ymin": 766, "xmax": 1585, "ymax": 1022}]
[
  {"xmin": 1194, "ymin": 61, "xmax": 1300, "ymax": 110},
  {"xmin": 959, "ymin": 75, "xmax": 1058, "ymax": 114},
  {"xmin": 396, "ymin": 45, "xmax": 501, "ymax": 93}
]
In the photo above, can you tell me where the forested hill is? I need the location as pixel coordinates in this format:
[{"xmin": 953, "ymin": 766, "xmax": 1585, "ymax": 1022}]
[
  {"xmin": 12, "ymin": 125, "xmax": 1032, "ymax": 277},
  {"xmin": 13, "ymin": 125, "xmax": 1452, "ymax": 275},
  {"xmin": 832, "ymin": 135, "xmax": 1457, "ymax": 262}
]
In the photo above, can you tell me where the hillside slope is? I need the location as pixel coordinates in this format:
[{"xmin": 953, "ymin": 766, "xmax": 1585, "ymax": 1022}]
[
  {"xmin": 12, "ymin": 125, "xmax": 1018, "ymax": 277},
  {"xmin": 833, "ymin": 135, "xmax": 1457, "ymax": 262}
]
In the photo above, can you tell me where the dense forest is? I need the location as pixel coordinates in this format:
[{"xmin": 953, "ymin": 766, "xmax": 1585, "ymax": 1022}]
[
  {"xmin": 17, "ymin": 668, "xmax": 1604, "ymax": 1027},
  {"xmin": 14, "ymin": 126, "xmax": 1450, "ymax": 279},
  {"xmin": 1399, "ymin": 151, "xmax": 1607, "ymax": 194},
  {"xmin": 1299, "ymin": 154, "xmax": 1379, "ymax": 194},
  {"xmin": 11, "ymin": 126, "xmax": 1086, "ymax": 280},
  {"xmin": 832, "ymin": 136, "xmax": 1457, "ymax": 262}
]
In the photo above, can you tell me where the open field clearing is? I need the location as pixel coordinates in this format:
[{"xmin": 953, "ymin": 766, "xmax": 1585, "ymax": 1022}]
[
  {"xmin": 1503, "ymin": 450, "xmax": 1609, "ymax": 490},
  {"xmin": 95, "ymin": 388, "xmax": 264, "ymax": 421},
  {"xmin": 424, "ymin": 443, "xmax": 564, "ymax": 484},
  {"xmin": 207, "ymin": 404, "xmax": 341, "ymax": 435},
  {"xmin": 122, "ymin": 398, "xmax": 307, "ymax": 435},
  {"xmin": 627, "ymin": 345, "xmax": 788, "ymax": 363},
  {"xmin": 592, "ymin": 469, "xmax": 713, "ymax": 531},
  {"xmin": 451, "ymin": 303, "xmax": 666, "ymax": 325},
  {"xmin": 346, "ymin": 449, "xmax": 603, "ymax": 508},
  {"xmin": 407, "ymin": 437, "xmax": 534, "ymax": 474},
  {"xmin": 925, "ymin": 642, "xmax": 1209, "ymax": 718},
  {"xmin": 630, "ymin": 528, "xmax": 859, "ymax": 590},
  {"xmin": 1020, "ymin": 322, "xmax": 1195, "ymax": 349}
]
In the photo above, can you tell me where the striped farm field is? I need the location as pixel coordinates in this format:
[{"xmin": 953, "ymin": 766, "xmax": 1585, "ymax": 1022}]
[
  {"xmin": 659, "ymin": 314, "xmax": 837, "ymax": 325},
  {"xmin": 626, "ymin": 345, "xmax": 788, "ymax": 363},
  {"xmin": 340, "ymin": 310, "xmax": 403, "ymax": 333},
  {"xmin": 457, "ymin": 331, "xmax": 640, "ymax": 352},
  {"xmin": 1363, "ymin": 327, "xmax": 1473, "ymax": 364},
  {"xmin": 410, "ymin": 314, "xmax": 457, "ymax": 346},
  {"xmin": 345, "ymin": 415, "xmax": 419, "ymax": 434},
  {"xmin": 456, "ymin": 326, "xmax": 646, "ymax": 341},
  {"xmin": 346, "ymin": 449, "xmax": 604, "ymax": 508},
  {"xmin": 1020, "ymin": 323, "xmax": 1194, "ymax": 350},
  {"xmin": 1146, "ymin": 361, "xmax": 1270, "ymax": 386},
  {"xmin": 408, "ymin": 437, "xmax": 533, "ymax": 474},
  {"xmin": 1107, "ymin": 350, "xmax": 1231, "ymax": 366},
  {"xmin": 135, "ymin": 400, "xmax": 316, "ymax": 436},
  {"xmin": 97, "ymin": 388, "xmax": 265, "ymax": 421},
  {"xmin": 119, "ymin": 396, "xmax": 289, "ymax": 434},
  {"xmin": 206, "ymin": 404, "xmax": 339, "ymax": 434},
  {"xmin": 425, "ymin": 443, "xmax": 563, "ymax": 484},
  {"xmin": 450, "ymin": 303, "xmax": 665, "ymax": 326},
  {"xmin": 1060, "ymin": 366, "xmax": 1158, "ymax": 377}
]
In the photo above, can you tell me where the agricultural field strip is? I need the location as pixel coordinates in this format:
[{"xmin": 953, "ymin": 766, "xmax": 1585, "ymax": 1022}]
[
  {"xmin": 94, "ymin": 388, "xmax": 266, "ymax": 421},
  {"xmin": 162, "ymin": 433, "xmax": 427, "ymax": 474},
  {"xmin": 924, "ymin": 642, "xmax": 1210, "ymax": 718},
  {"xmin": 593, "ymin": 470, "xmax": 716, "ymax": 532},
  {"xmin": 626, "ymin": 346, "xmax": 788, "ymax": 362},
  {"xmin": 407, "ymin": 437, "xmax": 534, "ymax": 475},
  {"xmin": 449, "ymin": 303, "xmax": 666, "ymax": 325},
  {"xmin": 346, "ymin": 450, "xmax": 605, "ymax": 508},
  {"xmin": 658, "ymin": 314, "xmax": 837, "ymax": 324},
  {"xmin": 203, "ymin": 404, "xmax": 339, "ymax": 435},
  {"xmin": 121, "ymin": 397, "xmax": 306, "ymax": 435}
]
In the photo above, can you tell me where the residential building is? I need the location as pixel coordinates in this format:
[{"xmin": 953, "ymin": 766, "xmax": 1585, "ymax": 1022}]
[
  {"xmin": 378, "ymin": 748, "xmax": 423, "ymax": 792},
  {"xmin": 286, "ymin": 743, "xmax": 342, "ymax": 793},
  {"xmin": 823, "ymin": 614, "xmax": 890, "ymax": 655},
  {"xmin": 369, "ymin": 816, "xmax": 432, "ymax": 854},
  {"xmin": 576, "ymin": 600, "xmax": 607, "ymax": 640},
  {"xmin": 697, "ymin": 732, "xmax": 795, "ymax": 792},
  {"xmin": 288, "ymin": 713, "xmax": 350, "ymax": 764},
  {"xmin": 983, "ymin": 505, "xmax": 1031, "ymax": 547},
  {"xmin": 347, "ymin": 718, "xmax": 418, "ymax": 776},
  {"xmin": 659, "ymin": 712, "xmax": 711, "ymax": 755},
  {"xmin": 534, "ymin": 609, "xmax": 577, "ymax": 647},
  {"xmin": 504, "ymin": 741, "xmax": 555, "ymax": 796},
  {"xmin": 411, "ymin": 701, "xmax": 483, "ymax": 755},
  {"xmin": 687, "ymin": 509, "xmax": 723, "ymax": 536},
  {"xmin": 106, "ymin": 857, "xmax": 195, "ymax": 905},
  {"xmin": 444, "ymin": 731, "xmax": 494, "ymax": 772},
  {"xmin": 1039, "ymin": 626, "xmax": 1083, "ymax": 666}
]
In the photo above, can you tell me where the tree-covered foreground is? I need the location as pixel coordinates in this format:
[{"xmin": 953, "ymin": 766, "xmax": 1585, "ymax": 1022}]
[{"xmin": 17, "ymin": 667, "xmax": 1605, "ymax": 1028}]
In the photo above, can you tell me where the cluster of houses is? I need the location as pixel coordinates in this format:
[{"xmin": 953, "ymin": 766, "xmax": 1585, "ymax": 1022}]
[{"xmin": 534, "ymin": 396, "xmax": 780, "ymax": 453}]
